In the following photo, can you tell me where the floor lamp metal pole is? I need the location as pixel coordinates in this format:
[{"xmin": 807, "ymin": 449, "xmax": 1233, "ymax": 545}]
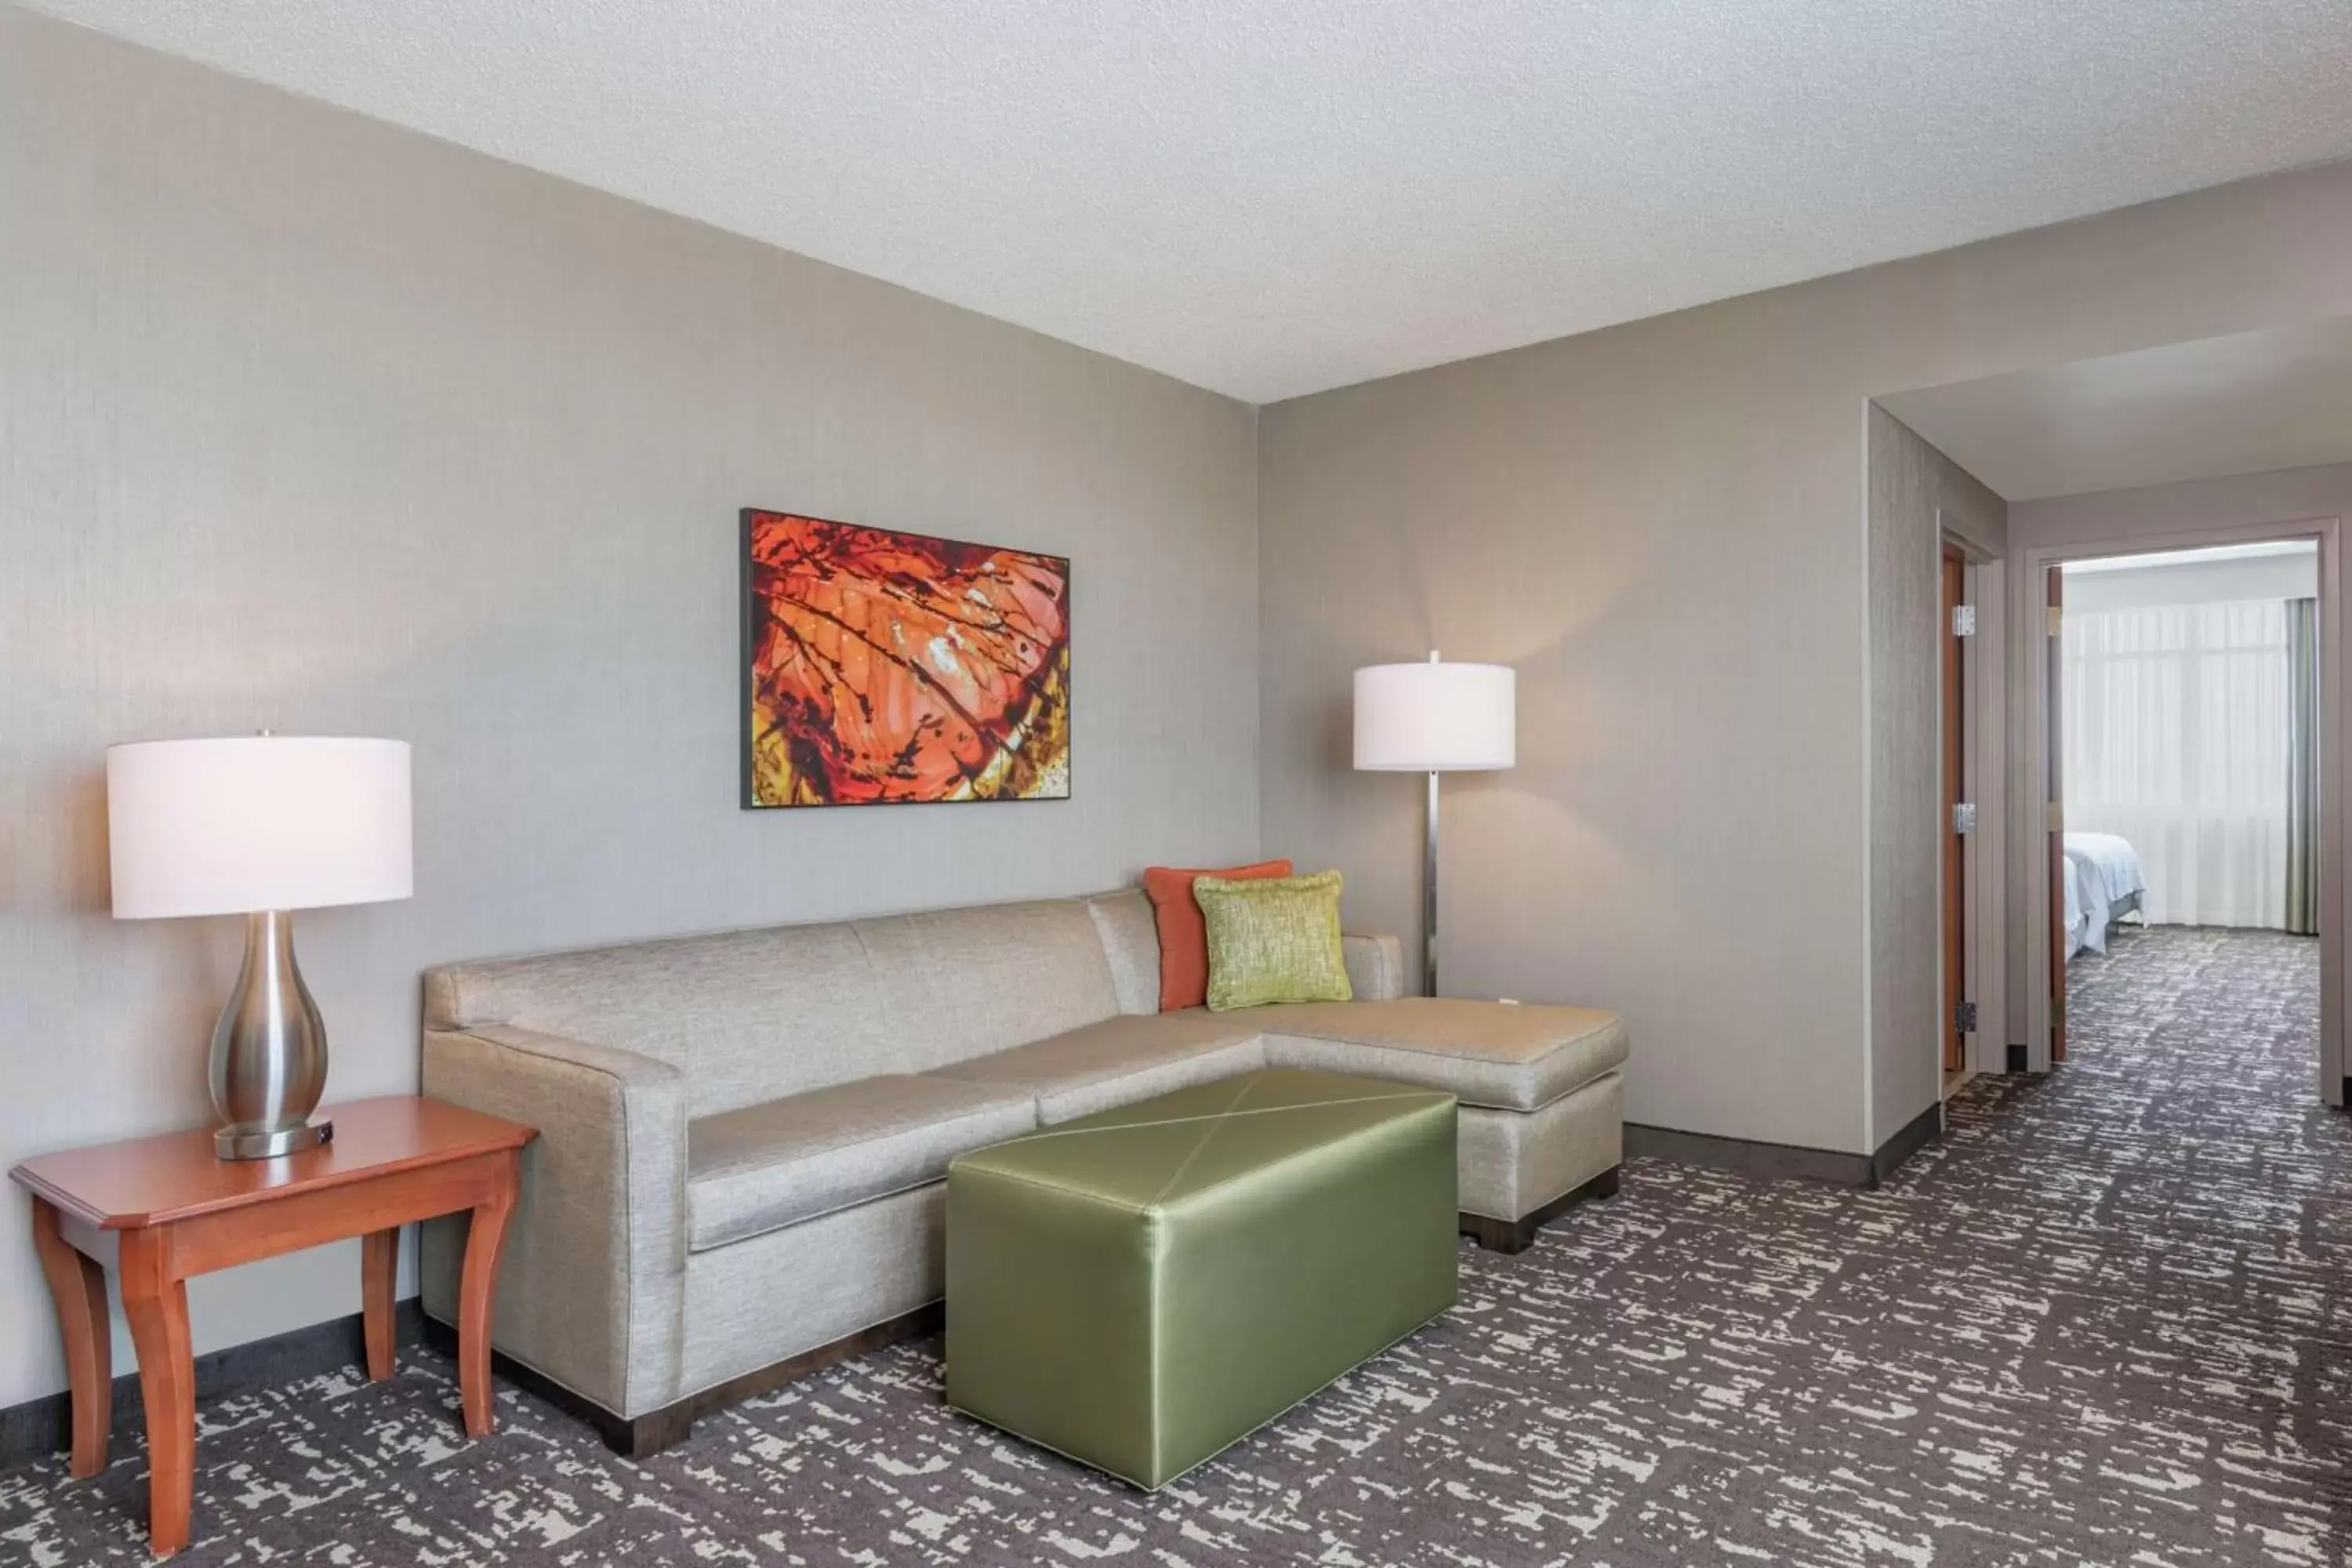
[
  {"xmin": 1355, "ymin": 649, "xmax": 1508, "ymax": 1000},
  {"xmin": 1425, "ymin": 768, "xmax": 1440, "ymax": 997}
]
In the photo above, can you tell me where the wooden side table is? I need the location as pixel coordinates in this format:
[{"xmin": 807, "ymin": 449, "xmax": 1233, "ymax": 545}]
[{"xmin": 9, "ymin": 1096, "xmax": 538, "ymax": 1557}]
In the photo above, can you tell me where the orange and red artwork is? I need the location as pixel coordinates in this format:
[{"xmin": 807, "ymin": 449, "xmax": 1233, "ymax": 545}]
[{"xmin": 742, "ymin": 510, "xmax": 1071, "ymax": 808}]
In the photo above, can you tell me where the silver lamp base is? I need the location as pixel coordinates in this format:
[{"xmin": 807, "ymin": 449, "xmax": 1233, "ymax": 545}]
[
  {"xmin": 215, "ymin": 1120, "xmax": 334, "ymax": 1160},
  {"xmin": 209, "ymin": 909, "xmax": 334, "ymax": 1162}
]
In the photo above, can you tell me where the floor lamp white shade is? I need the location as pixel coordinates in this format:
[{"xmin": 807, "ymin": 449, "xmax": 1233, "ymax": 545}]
[
  {"xmin": 1353, "ymin": 659, "xmax": 1516, "ymax": 771},
  {"xmin": 1353, "ymin": 655, "xmax": 1515, "ymax": 997},
  {"xmin": 106, "ymin": 735, "xmax": 413, "ymax": 1159}
]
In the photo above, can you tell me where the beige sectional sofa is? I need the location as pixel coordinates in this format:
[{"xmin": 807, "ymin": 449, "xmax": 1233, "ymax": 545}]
[{"xmin": 419, "ymin": 888, "xmax": 1626, "ymax": 1455}]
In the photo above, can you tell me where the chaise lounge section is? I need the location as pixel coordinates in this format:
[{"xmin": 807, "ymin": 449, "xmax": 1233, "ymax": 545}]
[{"xmin": 418, "ymin": 887, "xmax": 1625, "ymax": 1455}]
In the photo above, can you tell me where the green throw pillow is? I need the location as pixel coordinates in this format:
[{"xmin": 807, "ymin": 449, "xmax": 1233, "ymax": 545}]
[{"xmin": 1194, "ymin": 869, "xmax": 1353, "ymax": 1012}]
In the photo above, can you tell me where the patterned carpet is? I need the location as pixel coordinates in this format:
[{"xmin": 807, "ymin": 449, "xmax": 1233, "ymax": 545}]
[{"xmin": 4, "ymin": 927, "xmax": 2347, "ymax": 1566}]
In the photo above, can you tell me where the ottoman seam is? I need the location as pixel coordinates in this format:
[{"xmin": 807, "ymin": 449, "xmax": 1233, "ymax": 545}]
[
  {"xmin": 955, "ymin": 1165, "xmax": 1157, "ymax": 1214},
  {"xmin": 1145, "ymin": 1073, "xmax": 1262, "ymax": 1205}
]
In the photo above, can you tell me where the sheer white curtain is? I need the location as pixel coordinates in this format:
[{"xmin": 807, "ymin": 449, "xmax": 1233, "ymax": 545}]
[{"xmin": 2063, "ymin": 599, "xmax": 2290, "ymax": 927}]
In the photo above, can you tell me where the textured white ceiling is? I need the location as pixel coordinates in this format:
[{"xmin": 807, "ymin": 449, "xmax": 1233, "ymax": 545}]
[
  {"xmin": 1880, "ymin": 317, "xmax": 2352, "ymax": 499},
  {"xmin": 23, "ymin": 0, "xmax": 2352, "ymax": 402}
]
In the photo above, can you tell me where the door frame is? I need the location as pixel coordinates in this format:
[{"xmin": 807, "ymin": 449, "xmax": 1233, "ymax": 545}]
[
  {"xmin": 2014, "ymin": 514, "xmax": 2343, "ymax": 1100},
  {"xmin": 1941, "ymin": 525, "xmax": 2009, "ymax": 1086},
  {"xmin": 1942, "ymin": 543, "xmax": 1969, "ymax": 1081}
]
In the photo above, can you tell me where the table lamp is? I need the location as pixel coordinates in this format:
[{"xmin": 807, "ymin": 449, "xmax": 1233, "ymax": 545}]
[
  {"xmin": 1353, "ymin": 652, "xmax": 1515, "ymax": 997},
  {"xmin": 107, "ymin": 735, "xmax": 413, "ymax": 1159}
]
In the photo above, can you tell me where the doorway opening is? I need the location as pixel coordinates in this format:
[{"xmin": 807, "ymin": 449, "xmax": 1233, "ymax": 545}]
[
  {"xmin": 2031, "ymin": 534, "xmax": 2334, "ymax": 1094},
  {"xmin": 1881, "ymin": 318, "xmax": 2352, "ymax": 1115}
]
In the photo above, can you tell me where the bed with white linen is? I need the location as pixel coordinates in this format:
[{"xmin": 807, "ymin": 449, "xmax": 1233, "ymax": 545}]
[
  {"xmin": 2062, "ymin": 847, "xmax": 2087, "ymax": 960},
  {"xmin": 2063, "ymin": 831, "xmax": 2147, "ymax": 956}
]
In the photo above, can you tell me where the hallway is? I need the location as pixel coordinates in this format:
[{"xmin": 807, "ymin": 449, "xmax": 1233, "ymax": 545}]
[
  {"xmin": 2041, "ymin": 926, "xmax": 2326, "ymax": 1189},
  {"xmin": 1936, "ymin": 925, "xmax": 2347, "ymax": 1559}
]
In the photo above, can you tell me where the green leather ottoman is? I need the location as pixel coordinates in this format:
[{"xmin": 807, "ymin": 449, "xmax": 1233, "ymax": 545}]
[{"xmin": 945, "ymin": 1066, "xmax": 1457, "ymax": 1488}]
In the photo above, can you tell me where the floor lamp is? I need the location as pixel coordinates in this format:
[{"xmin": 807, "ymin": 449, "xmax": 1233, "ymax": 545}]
[{"xmin": 1353, "ymin": 652, "xmax": 1515, "ymax": 997}]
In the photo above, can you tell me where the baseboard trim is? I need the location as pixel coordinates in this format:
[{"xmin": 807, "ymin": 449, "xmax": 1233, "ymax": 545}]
[
  {"xmin": 1628, "ymin": 1105, "xmax": 1944, "ymax": 1191},
  {"xmin": 420, "ymin": 1301, "xmax": 945, "ymax": 1460},
  {"xmin": 1871, "ymin": 1102, "xmax": 1944, "ymax": 1187},
  {"xmin": 1625, "ymin": 1123, "xmax": 1871, "ymax": 1185},
  {"xmin": 0, "ymin": 1299, "xmax": 426, "ymax": 1469}
]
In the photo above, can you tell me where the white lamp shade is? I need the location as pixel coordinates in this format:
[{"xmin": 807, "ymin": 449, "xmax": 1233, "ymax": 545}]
[
  {"xmin": 107, "ymin": 737, "xmax": 414, "ymax": 919},
  {"xmin": 1354, "ymin": 660, "xmax": 1515, "ymax": 771}
]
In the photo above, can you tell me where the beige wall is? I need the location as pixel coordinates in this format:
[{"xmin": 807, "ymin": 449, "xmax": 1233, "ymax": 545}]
[
  {"xmin": 1867, "ymin": 409, "xmax": 2005, "ymax": 1144},
  {"xmin": 1259, "ymin": 160, "xmax": 2352, "ymax": 1158},
  {"xmin": 2013, "ymin": 464, "xmax": 2352, "ymax": 553},
  {"xmin": 0, "ymin": 10, "xmax": 1259, "ymax": 1410}
]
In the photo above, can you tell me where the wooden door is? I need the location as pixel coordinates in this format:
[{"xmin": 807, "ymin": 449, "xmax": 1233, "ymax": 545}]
[
  {"xmin": 2047, "ymin": 564, "xmax": 2067, "ymax": 1062},
  {"xmin": 1941, "ymin": 548, "xmax": 1967, "ymax": 1075}
]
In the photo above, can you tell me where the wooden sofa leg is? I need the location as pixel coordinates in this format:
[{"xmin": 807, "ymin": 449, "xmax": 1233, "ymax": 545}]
[
  {"xmin": 1459, "ymin": 1163, "xmax": 1624, "ymax": 1255},
  {"xmin": 612, "ymin": 1403, "xmax": 695, "ymax": 1459},
  {"xmin": 1457, "ymin": 1211, "xmax": 1535, "ymax": 1254},
  {"xmin": 510, "ymin": 1385, "xmax": 691, "ymax": 1459},
  {"xmin": 419, "ymin": 1312, "xmax": 695, "ymax": 1459},
  {"xmin": 424, "ymin": 1301, "xmax": 943, "ymax": 1460}
]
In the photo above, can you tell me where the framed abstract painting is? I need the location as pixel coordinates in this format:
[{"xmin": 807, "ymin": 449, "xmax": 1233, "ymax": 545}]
[{"xmin": 741, "ymin": 510, "xmax": 1072, "ymax": 808}]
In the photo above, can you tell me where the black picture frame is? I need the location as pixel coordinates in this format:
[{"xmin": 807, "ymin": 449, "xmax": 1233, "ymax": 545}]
[{"xmin": 739, "ymin": 507, "xmax": 1073, "ymax": 810}]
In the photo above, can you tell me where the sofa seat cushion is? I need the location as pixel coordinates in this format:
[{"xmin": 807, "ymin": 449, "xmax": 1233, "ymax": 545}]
[
  {"xmin": 687, "ymin": 1076, "xmax": 1036, "ymax": 1253},
  {"xmin": 1250, "ymin": 999, "xmax": 1627, "ymax": 1112},
  {"xmin": 924, "ymin": 1013, "xmax": 1266, "ymax": 1124}
]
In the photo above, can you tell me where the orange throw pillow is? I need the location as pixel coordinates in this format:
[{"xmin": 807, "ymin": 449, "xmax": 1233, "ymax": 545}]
[{"xmin": 1142, "ymin": 860, "xmax": 1294, "ymax": 1011}]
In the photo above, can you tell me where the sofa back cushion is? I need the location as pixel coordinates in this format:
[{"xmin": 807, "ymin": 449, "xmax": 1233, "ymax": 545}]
[
  {"xmin": 850, "ymin": 899, "xmax": 1123, "ymax": 1072},
  {"xmin": 1081, "ymin": 888, "xmax": 1162, "ymax": 1014},
  {"xmin": 423, "ymin": 897, "xmax": 1123, "ymax": 1116}
]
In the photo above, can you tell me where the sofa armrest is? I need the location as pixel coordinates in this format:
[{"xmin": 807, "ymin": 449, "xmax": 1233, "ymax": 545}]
[
  {"xmin": 421, "ymin": 1024, "xmax": 688, "ymax": 1419},
  {"xmin": 1341, "ymin": 933, "xmax": 1406, "ymax": 1001}
]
